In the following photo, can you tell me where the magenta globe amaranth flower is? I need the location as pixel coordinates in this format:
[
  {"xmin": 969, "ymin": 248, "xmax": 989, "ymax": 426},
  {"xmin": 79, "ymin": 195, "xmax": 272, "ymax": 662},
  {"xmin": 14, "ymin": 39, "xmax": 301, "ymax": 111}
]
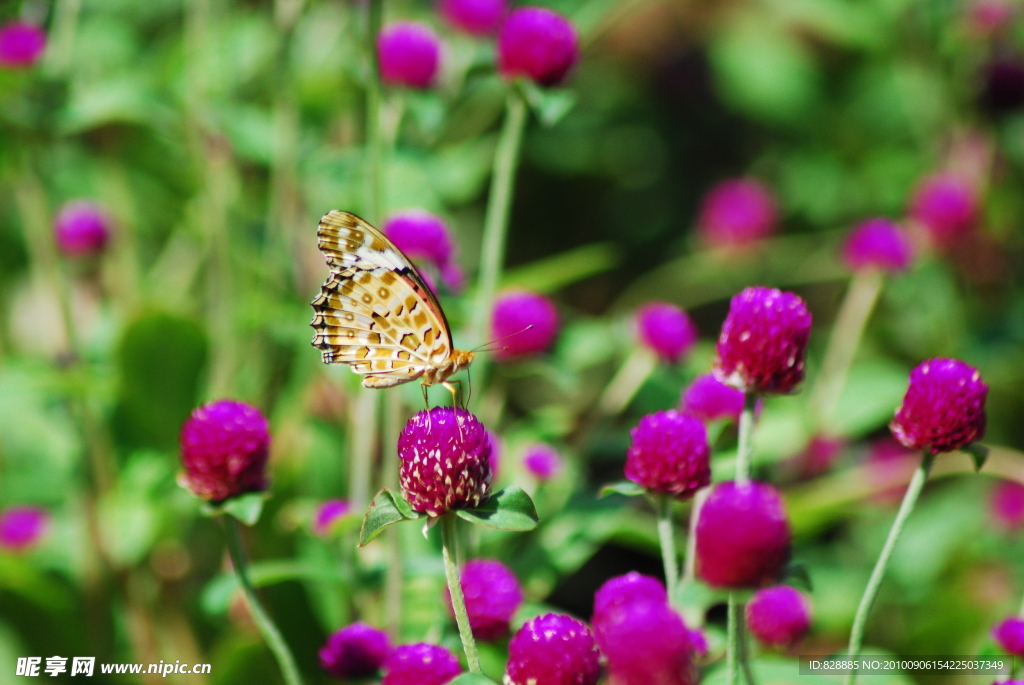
[
  {"xmin": 180, "ymin": 400, "xmax": 270, "ymax": 503},
  {"xmin": 319, "ymin": 622, "xmax": 392, "ymax": 679},
  {"xmin": 681, "ymin": 374, "xmax": 745, "ymax": 422},
  {"xmin": 993, "ymin": 617, "xmax": 1024, "ymax": 656},
  {"xmin": 505, "ymin": 613, "xmax": 601, "ymax": 685},
  {"xmin": 990, "ymin": 481, "xmax": 1024, "ymax": 531},
  {"xmin": 523, "ymin": 443, "xmax": 563, "ymax": 481},
  {"xmin": 695, "ymin": 481, "xmax": 791, "ymax": 588},
  {"xmin": 909, "ymin": 174, "xmax": 978, "ymax": 246},
  {"xmin": 0, "ymin": 23, "xmax": 46, "ymax": 68},
  {"xmin": 491, "ymin": 290, "xmax": 560, "ymax": 361},
  {"xmin": 745, "ymin": 586, "xmax": 812, "ymax": 647},
  {"xmin": 970, "ymin": 0, "xmax": 1015, "ymax": 34},
  {"xmin": 378, "ymin": 22, "xmax": 441, "ymax": 89},
  {"xmin": 497, "ymin": 8, "xmax": 579, "ymax": 87},
  {"xmin": 444, "ymin": 559, "xmax": 523, "ymax": 640},
  {"xmin": 592, "ymin": 572, "xmax": 668, "ymax": 621},
  {"xmin": 398, "ymin": 407, "xmax": 492, "ymax": 517},
  {"xmin": 439, "ymin": 0, "xmax": 507, "ymax": 35},
  {"xmin": 625, "ymin": 410, "xmax": 710, "ymax": 499},
  {"xmin": 889, "ymin": 358, "xmax": 987, "ymax": 454},
  {"xmin": 384, "ymin": 211, "xmax": 455, "ymax": 274},
  {"xmin": 795, "ymin": 435, "xmax": 846, "ymax": 478},
  {"xmin": 843, "ymin": 218, "xmax": 914, "ymax": 272},
  {"xmin": 381, "ymin": 643, "xmax": 461, "ymax": 685},
  {"xmin": 0, "ymin": 506, "xmax": 48, "ymax": 551},
  {"xmin": 594, "ymin": 598, "xmax": 695, "ymax": 685},
  {"xmin": 697, "ymin": 178, "xmax": 778, "ymax": 248},
  {"xmin": 713, "ymin": 286, "xmax": 812, "ymax": 395},
  {"xmin": 54, "ymin": 201, "xmax": 112, "ymax": 257},
  {"xmin": 314, "ymin": 499, "xmax": 351, "ymax": 537},
  {"xmin": 636, "ymin": 302, "xmax": 699, "ymax": 364}
]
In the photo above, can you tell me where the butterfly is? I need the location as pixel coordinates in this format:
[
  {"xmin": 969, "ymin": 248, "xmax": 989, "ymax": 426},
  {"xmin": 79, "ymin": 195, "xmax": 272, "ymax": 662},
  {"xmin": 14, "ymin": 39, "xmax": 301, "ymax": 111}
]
[{"xmin": 310, "ymin": 210, "xmax": 475, "ymax": 394}]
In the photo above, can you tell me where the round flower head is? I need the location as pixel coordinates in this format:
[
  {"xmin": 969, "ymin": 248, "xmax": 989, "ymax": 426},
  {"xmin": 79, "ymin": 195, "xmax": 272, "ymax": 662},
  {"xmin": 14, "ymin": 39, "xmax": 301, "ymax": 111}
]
[
  {"xmin": 625, "ymin": 410, "xmax": 711, "ymax": 499},
  {"xmin": 594, "ymin": 598, "xmax": 695, "ymax": 685},
  {"xmin": 695, "ymin": 481, "xmax": 791, "ymax": 588},
  {"xmin": 990, "ymin": 481, "xmax": 1024, "ymax": 531},
  {"xmin": 505, "ymin": 613, "xmax": 602, "ymax": 685},
  {"xmin": 497, "ymin": 8, "xmax": 579, "ymax": 87},
  {"xmin": 745, "ymin": 586, "xmax": 812, "ymax": 647},
  {"xmin": 319, "ymin": 622, "xmax": 393, "ymax": 679},
  {"xmin": 970, "ymin": 0, "xmax": 1015, "ymax": 34},
  {"xmin": 439, "ymin": 0, "xmax": 507, "ymax": 35},
  {"xmin": 54, "ymin": 201, "xmax": 112, "ymax": 257},
  {"xmin": 713, "ymin": 287, "xmax": 812, "ymax": 395},
  {"xmin": 384, "ymin": 211, "xmax": 455, "ymax": 272},
  {"xmin": 444, "ymin": 559, "xmax": 523, "ymax": 640},
  {"xmin": 993, "ymin": 617, "xmax": 1024, "ymax": 656},
  {"xmin": 179, "ymin": 400, "xmax": 270, "ymax": 503},
  {"xmin": 0, "ymin": 506, "xmax": 48, "ymax": 551},
  {"xmin": 909, "ymin": 174, "xmax": 977, "ymax": 246},
  {"xmin": 982, "ymin": 58, "xmax": 1024, "ymax": 113},
  {"xmin": 889, "ymin": 358, "xmax": 987, "ymax": 454},
  {"xmin": 398, "ymin": 407, "xmax": 492, "ymax": 517},
  {"xmin": 697, "ymin": 179, "xmax": 778, "ymax": 248},
  {"xmin": 592, "ymin": 572, "xmax": 668, "ymax": 622},
  {"xmin": 681, "ymin": 374, "xmax": 745, "ymax": 422},
  {"xmin": 378, "ymin": 22, "xmax": 441, "ymax": 89},
  {"xmin": 795, "ymin": 435, "xmax": 846, "ymax": 479},
  {"xmin": 314, "ymin": 499, "xmax": 351, "ymax": 537},
  {"xmin": 382, "ymin": 643, "xmax": 461, "ymax": 685},
  {"xmin": 843, "ymin": 218, "xmax": 914, "ymax": 273},
  {"xmin": 523, "ymin": 443, "xmax": 563, "ymax": 481},
  {"xmin": 636, "ymin": 302, "xmax": 699, "ymax": 364},
  {"xmin": 491, "ymin": 291, "xmax": 559, "ymax": 361},
  {"xmin": 0, "ymin": 23, "xmax": 46, "ymax": 68}
]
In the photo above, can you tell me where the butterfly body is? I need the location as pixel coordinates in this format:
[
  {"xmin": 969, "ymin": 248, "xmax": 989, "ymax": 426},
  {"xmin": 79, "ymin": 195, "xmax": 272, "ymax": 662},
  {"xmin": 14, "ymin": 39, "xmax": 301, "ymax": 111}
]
[{"xmin": 310, "ymin": 210, "xmax": 475, "ymax": 390}]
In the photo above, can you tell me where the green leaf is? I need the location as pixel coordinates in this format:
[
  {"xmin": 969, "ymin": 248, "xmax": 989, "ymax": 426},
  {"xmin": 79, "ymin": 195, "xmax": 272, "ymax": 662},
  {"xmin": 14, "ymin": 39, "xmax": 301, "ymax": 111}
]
[
  {"xmin": 205, "ymin": 493, "xmax": 268, "ymax": 526},
  {"xmin": 518, "ymin": 79, "xmax": 577, "ymax": 127},
  {"xmin": 963, "ymin": 443, "xmax": 989, "ymax": 472},
  {"xmin": 359, "ymin": 489, "xmax": 423, "ymax": 546},
  {"xmin": 599, "ymin": 481, "xmax": 645, "ymax": 498},
  {"xmin": 449, "ymin": 675, "xmax": 500, "ymax": 685},
  {"xmin": 783, "ymin": 561, "xmax": 813, "ymax": 591},
  {"xmin": 456, "ymin": 486, "xmax": 539, "ymax": 531}
]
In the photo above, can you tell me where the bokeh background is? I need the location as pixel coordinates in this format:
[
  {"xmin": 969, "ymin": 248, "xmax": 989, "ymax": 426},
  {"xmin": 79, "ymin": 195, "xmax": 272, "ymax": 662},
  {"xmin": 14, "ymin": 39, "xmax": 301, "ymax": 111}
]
[{"xmin": 2, "ymin": 0, "xmax": 1024, "ymax": 682}]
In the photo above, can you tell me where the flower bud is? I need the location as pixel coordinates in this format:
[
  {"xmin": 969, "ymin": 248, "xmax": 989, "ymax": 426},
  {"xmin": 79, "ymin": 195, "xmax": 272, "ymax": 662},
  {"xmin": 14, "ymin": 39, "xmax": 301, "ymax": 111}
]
[
  {"xmin": 697, "ymin": 179, "xmax": 778, "ymax": 248},
  {"xmin": 625, "ymin": 410, "xmax": 710, "ymax": 499},
  {"xmin": 523, "ymin": 443, "xmax": 563, "ymax": 481},
  {"xmin": 0, "ymin": 23, "xmax": 46, "ymax": 68},
  {"xmin": 592, "ymin": 572, "xmax": 668, "ymax": 621},
  {"xmin": 594, "ymin": 599, "xmax": 695, "ymax": 685},
  {"xmin": 382, "ymin": 643, "xmax": 461, "ymax": 685},
  {"xmin": 439, "ymin": 0, "xmax": 507, "ymax": 35},
  {"xmin": 680, "ymin": 374, "xmax": 745, "ymax": 422},
  {"xmin": 383, "ymin": 211, "xmax": 455, "ymax": 273},
  {"xmin": 745, "ymin": 586, "xmax": 812, "ymax": 647},
  {"xmin": 990, "ymin": 481, "xmax": 1024, "ymax": 531},
  {"xmin": 314, "ymin": 499, "xmax": 351, "ymax": 537},
  {"xmin": 319, "ymin": 622, "xmax": 392, "ymax": 679},
  {"xmin": 54, "ymin": 201, "xmax": 112, "ymax": 257},
  {"xmin": 636, "ymin": 302, "xmax": 698, "ymax": 364},
  {"xmin": 993, "ymin": 617, "xmax": 1024, "ymax": 657},
  {"xmin": 909, "ymin": 174, "xmax": 977, "ymax": 247},
  {"xmin": 0, "ymin": 506, "xmax": 48, "ymax": 551},
  {"xmin": 444, "ymin": 559, "xmax": 523, "ymax": 640},
  {"xmin": 180, "ymin": 400, "xmax": 270, "ymax": 503},
  {"xmin": 497, "ymin": 8, "xmax": 578, "ymax": 87},
  {"xmin": 505, "ymin": 613, "xmax": 601, "ymax": 685},
  {"xmin": 491, "ymin": 291, "xmax": 559, "ymax": 361},
  {"xmin": 889, "ymin": 358, "xmax": 987, "ymax": 454},
  {"xmin": 842, "ymin": 218, "xmax": 913, "ymax": 273},
  {"xmin": 378, "ymin": 22, "xmax": 441, "ymax": 89}
]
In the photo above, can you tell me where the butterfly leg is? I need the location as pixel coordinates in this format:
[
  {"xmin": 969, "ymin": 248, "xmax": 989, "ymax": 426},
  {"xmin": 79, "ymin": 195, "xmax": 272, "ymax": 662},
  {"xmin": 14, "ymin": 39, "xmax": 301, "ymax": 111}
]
[
  {"xmin": 421, "ymin": 384, "xmax": 430, "ymax": 411},
  {"xmin": 442, "ymin": 380, "xmax": 463, "ymax": 409}
]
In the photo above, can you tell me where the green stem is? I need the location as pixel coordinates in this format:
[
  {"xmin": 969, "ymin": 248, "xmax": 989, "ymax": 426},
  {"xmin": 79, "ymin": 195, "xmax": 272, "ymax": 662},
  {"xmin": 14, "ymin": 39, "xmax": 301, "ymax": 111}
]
[
  {"xmin": 681, "ymin": 486, "xmax": 708, "ymax": 586},
  {"xmin": 364, "ymin": 0, "xmax": 385, "ymax": 224},
  {"xmin": 808, "ymin": 269, "xmax": 884, "ymax": 432},
  {"xmin": 348, "ymin": 389, "xmax": 379, "ymax": 512},
  {"xmin": 738, "ymin": 609, "xmax": 758, "ymax": 685},
  {"xmin": 223, "ymin": 517, "xmax": 304, "ymax": 685},
  {"xmin": 735, "ymin": 392, "xmax": 757, "ymax": 485},
  {"xmin": 657, "ymin": 494, "xmax": 680, "ymax": 608},
  {"xmin": 727, "ymin": 593, "xmax": 740, "ymax": 685},
  {"xmin": 469, "ymin": 88, "xmax": 529, "ymax": 351},
  {"xmin": 844, "ymin": 452, "xmax": 935, "ymax": 685},
  {"xmin": 440, "ymin": 514, "xmax": 481, "ymax": 673},
  {"xmin": 383, "ymin": 391, "xmax": 404, "ymax": 638}
]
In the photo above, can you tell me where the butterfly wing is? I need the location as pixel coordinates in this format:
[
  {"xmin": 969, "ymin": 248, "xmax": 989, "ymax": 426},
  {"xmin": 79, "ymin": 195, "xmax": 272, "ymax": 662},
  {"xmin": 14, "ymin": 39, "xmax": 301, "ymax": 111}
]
[{"xmin": 311, "ymin": 211, "xmax": 454, "ymax": 386}]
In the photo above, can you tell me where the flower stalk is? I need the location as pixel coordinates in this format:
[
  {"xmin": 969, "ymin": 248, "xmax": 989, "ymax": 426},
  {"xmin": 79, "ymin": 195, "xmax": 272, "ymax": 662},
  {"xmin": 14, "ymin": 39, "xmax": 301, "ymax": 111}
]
[
  {"xmin": 656, "ymin": 493, "xmax": 680, "ymax": 608},
  {"xmin": 440, "ymin": 513, "xmax": 482, "ymax": 673},
  {"xmin": 728, "ymin": 390, "xmax": 760, "ymax": 685},
  {"xmin": 735, "ymin": 392, "xmax": 757, "ymax": 485}
]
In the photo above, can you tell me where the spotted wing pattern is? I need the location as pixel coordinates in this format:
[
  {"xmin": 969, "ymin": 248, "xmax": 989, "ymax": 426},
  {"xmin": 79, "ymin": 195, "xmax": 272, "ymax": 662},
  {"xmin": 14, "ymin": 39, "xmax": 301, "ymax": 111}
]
[{"xmin": 310, "ymin": 211, "xmax": 454, "ymax": 388}]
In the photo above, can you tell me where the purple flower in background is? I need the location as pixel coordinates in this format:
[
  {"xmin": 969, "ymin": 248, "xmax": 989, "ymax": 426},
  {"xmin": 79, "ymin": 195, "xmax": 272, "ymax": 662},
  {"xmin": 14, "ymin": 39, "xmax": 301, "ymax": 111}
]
[
  {"xmin": 745, "ymin": 586, "xmax": 812, "ymax": 647},
  {"xmin": 314, "ymin": 499, "xmax": 351, "ymax": 537},
  {"xmin": 0, "ymin": 506, "xmax": 48, "ymax": 551},
  {"xmin": 398, "ymin": 407, "xmax": 492, "ymax": 517},
  {"xmin": 713, "ymin": 287, "xmax": 812, "ymax": 395},
  {"xmin": 990, "ymin": 481, "xmax": 1024, "ymax": 531},
  {"xmin": 795, "ymin": 435, "xmax": 846, "ymax": 479},
  {"xmin": 909, "ymin": 174, "xmax": 978, "ymax": 247},
  {"xmin": 523, "ymin": 443, "xmax": 563, "ymax": 481},
  {"xmin": 842, "ymin": 218, "xmax": 914, "ymax": 273},
  {"xmin": 497, "ymin": 8, "xmax": 579, "ymax": 87},
  {"xmin": 970, "ymin": 0, "xmax": 1015, "ymax": 34},
  {"xmin": 865, "ymin": 438, "xmax": 916, "ymax": 504},
  {"xmin": 54, "ymin": 201, "xmax": 112, "ymax": 257},
  {"xmin": 319, "ymin": 622, "xmax": 392, "ymax": 679},
  {"xmin": 378, "ymin": 22, "xmax": 441, "ymax": 89},
  {"xmin": 384, "ymin": 211, "xmax": 455, "ymax": 274},
  {"xmin": 697, "ymin": 179, "xmax": 778, "ymax": 248},
  {"xmin": 439, "ymin": 0, "xmax": 507, "ymax": 35},
  {"xmin": 993, "ymin": 617, "xmax": 1024, "ymax": 656},
  {"xmin": 592, "ymin": 572, "xmax": 668, "ymax": 621},
  {"xmin": 636, "ymin": 302, "xmax": 699, "ymax": 364},
  {"xmin": 491, "ymin": 291, "xmax": 560, "ymax": 361},
  {"xmin": 680, "ymin": 374, "xmax": 745, "ymax": 422},
  {"xmin": 594, "ymin": 598, "xmax": 695, "ymax": 685},
  {"xmin": 444, "ymin": 559, "xmax": 523, "ymax": 640},
  {"xmin": 0, "ymin": 23, "xmax": 46, "ymax": 68},
  {"xmin": 890, "ymin": 358, "xmax": 987, "ymax": 454},
  {"xmin": 381, "ymin": 643, "xmax": 462, "ymax": 685},
  {"xmin": 695, "ymin": 481, "xmax": 791, "ymax": 589},
  {"xmin": 179, "ymin": 400, "xmax": 270, "ymax": 503},
  {"xmin": 505, "ymin": 614, "xmax": 601, "ymax": 685},
  {"xmin": 625, "ymin": 410, "xmax": 710, "ymax": 499}
]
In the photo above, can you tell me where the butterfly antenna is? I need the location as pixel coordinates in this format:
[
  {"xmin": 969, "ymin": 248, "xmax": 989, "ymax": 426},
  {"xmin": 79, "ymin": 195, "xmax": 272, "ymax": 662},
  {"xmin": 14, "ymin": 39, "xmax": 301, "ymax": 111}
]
[{"xmin": 472, "ymin": 324, "xmax": 535, "ymax": 353}]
